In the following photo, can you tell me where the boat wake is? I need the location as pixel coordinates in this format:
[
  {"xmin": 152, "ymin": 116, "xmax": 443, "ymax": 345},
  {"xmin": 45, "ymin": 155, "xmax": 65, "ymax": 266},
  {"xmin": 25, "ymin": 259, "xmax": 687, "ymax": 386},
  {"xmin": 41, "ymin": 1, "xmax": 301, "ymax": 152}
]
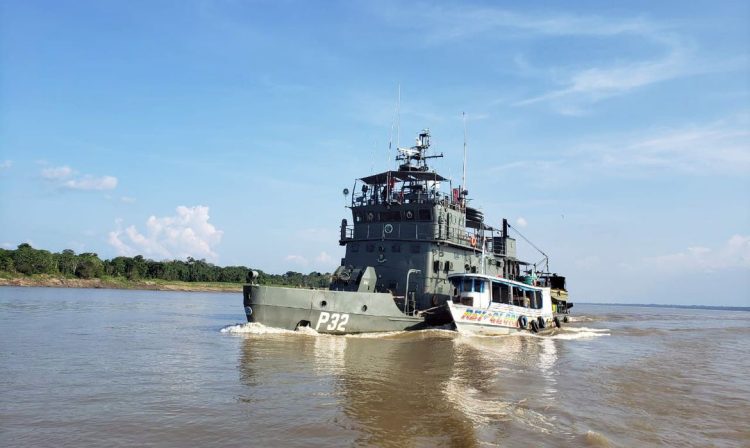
[
  {"xmin": 443, "ymin": 380, "xmax": 555, "ymax": 432},
  {"xmin": 220, "ymin": 322, "xmax": 304, "ymax": 335},
  {"xmin": 548, "ymin": 326, "xmax": 610, "ymax": 340},
  {"xmin": 220, "ymin": 322, "xmax": 460, "ymax": 339}
]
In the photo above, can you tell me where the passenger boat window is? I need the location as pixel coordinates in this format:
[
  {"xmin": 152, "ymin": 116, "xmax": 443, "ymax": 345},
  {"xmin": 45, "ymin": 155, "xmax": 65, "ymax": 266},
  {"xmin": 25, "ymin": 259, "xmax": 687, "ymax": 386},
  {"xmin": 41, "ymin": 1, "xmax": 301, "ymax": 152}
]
[
  {"xmin": 499, "ymin": 283, "xmax": 510, "ymax": 304},
  {"xmin": 525, "ymin": 290, "xmax": 535, "ymax": 308},
  {"xmin": 491, "ymin": 282, "xmax": 501, "ymax": 302},
  {"xmin": 451, "ymin": 277, "xmax": 462, "ymax": 292},
  {"xmin": 354, "ymin": 211, "xmax": 363, "ymax": 223},
  {"xmin": 511, "ymin": 287, "xmax": 523, "ymax": 306},
  {"xmin": 534, "ymin": 290, "xmax": 542, "ymax": 309},
  {"xmin": 418, "ymin": 209, "xmax": 432, "ymax": 221},
  {"xmin": 452, "ymin": 277, "xmax": 487, "ymax": 293},
  {"xmin": 462, "ymin": 278, "xmax": 473, "ymax": 293}
]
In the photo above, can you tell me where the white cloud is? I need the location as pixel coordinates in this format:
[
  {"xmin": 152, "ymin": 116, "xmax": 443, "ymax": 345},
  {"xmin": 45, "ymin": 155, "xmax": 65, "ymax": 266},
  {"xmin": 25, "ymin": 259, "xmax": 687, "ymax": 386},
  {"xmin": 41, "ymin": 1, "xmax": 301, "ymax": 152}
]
[
  {"xmin": 579, "ymin": 118, "xmax": 750, "ymax": 174},
  {"xmin": 488, "ymin": 115, "xmax": 750, "ymax": 180},
  {"xmin": 376, "ymin": 4, "xmax": 654, "ymax": 43},
  {"xmin": 41, "ymin": 165, "xmax": 73, "ymax": 179},
  {"xmin": 0, "ymin": 160, "xmax": 12, "ymax": 170},
  {"xmin": 644, "ymin": 235, "xmax": 750, "ymax": 273},
  {"xmin": 515, "ymin": 217, "xmax": 528, "ymax": 228},
  {"xmin": 120, "ymin": 196, "xmax": 136, "ymax": 203},
  {"xmin": 375, "ymin": 4, "xmax": 737, "ymax": 114},
  {"xmin": 285, "ymin": 254, "xmax": 309, "ymax": 266},
  {"xmin": 63, "ymin": 175, "xmax": 118, "ymax": 191},
  {"xmin": 41, "ymin": 165, "xmax": 118, "ymax": 191},
  {"xmin": 108, "ymin": 206, "xmax": 224, "ymax": 261},
  {"xmin": 315, "ymin": 251, "xmax": 333, "ymax": 264},
  {"xmin": 1, "ymin": 242, "xmax": 13, "ymax": 249}
]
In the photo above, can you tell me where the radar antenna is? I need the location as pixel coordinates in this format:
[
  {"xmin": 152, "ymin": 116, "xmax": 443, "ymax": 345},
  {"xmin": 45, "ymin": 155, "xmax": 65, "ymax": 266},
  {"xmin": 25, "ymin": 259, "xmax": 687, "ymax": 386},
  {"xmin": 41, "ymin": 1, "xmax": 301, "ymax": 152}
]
[{"xmin": 395, "ymin": 129, "xmax": 443, "ymax": 171}]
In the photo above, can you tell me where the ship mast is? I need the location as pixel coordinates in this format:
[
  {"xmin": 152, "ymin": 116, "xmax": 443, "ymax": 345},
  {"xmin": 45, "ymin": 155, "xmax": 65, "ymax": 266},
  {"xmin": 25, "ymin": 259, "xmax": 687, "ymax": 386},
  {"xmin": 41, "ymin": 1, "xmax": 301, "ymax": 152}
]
[{"xmin": 462, "ymin": 112, "xmax": 467, "ymax": 200}]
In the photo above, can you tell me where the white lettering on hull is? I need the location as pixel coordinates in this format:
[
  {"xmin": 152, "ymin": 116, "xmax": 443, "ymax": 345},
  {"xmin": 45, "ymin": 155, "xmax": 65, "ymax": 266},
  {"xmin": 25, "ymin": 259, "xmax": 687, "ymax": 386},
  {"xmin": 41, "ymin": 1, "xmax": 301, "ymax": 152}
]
[{"xmin": 315, "ymin": 312, "xmax": 349, "ymax": 332}]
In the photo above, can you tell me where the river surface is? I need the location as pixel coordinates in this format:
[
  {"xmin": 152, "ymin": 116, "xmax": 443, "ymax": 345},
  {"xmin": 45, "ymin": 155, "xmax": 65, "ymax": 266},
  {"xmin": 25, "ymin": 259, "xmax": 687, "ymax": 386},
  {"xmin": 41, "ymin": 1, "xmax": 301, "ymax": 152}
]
[{"xmin": 1, "ymin": 287, "xmax": 748, "ymax": 447}]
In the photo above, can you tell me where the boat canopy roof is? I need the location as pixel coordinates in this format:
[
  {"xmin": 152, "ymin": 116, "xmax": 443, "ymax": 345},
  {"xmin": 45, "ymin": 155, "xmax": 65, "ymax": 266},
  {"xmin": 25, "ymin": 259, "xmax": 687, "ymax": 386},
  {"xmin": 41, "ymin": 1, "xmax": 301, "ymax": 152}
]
[
  {"xmin": 359, "ymin": 170, "xmax": 448, "ymax": 185},
  {"xmin": 448, "ymin": 273, "xmax": 546, "ymax": 291}
]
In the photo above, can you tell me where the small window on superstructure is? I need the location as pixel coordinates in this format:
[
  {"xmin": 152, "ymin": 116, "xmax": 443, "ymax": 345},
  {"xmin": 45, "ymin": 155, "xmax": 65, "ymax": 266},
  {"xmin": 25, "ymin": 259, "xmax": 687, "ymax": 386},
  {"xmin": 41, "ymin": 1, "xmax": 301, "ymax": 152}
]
[{"xmin": 419, "ymin": 209, "xmax": 432, "ymax": 221}]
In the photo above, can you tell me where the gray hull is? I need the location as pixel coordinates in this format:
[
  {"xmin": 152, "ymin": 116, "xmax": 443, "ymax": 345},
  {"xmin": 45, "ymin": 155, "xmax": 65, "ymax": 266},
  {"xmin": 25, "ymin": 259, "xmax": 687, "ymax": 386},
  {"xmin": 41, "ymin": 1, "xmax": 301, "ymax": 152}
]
[{"xmin": 243, "ymin": 285, "xmax": 425, "ymax": 334}]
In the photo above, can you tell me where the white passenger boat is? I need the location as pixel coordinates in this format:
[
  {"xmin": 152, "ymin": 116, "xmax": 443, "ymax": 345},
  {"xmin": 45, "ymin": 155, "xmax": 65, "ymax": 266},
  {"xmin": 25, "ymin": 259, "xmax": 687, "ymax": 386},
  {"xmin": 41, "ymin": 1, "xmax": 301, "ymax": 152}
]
[{"xmin": 446, "ymin": 273, "xmax": 560, "ymax": 336}]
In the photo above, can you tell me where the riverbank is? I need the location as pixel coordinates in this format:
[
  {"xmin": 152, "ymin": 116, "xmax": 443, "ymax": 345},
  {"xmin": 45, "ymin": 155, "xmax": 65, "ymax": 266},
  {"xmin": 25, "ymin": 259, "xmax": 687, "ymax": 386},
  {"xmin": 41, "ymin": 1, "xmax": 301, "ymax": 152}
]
[{"xmin": 0, "ymin": 274, "xmax": 242, "ymax": 292}]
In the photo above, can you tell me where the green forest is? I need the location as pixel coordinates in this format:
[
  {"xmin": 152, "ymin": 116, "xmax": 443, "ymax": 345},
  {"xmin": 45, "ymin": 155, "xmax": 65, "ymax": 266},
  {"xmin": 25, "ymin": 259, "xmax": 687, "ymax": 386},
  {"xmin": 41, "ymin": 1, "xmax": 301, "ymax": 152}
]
[{"xmin": 0, "ymin": 243, "xmax": 332, "ymax": 288}]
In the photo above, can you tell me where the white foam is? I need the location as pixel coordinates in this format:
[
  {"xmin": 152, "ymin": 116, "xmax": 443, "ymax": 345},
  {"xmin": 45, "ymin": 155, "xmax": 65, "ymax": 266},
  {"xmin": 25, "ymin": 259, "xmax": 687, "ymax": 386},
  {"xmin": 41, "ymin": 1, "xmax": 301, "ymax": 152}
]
[
  {"xmin": 443, "ymin": 380, "xmax": 554, "ymax": 432},
  {"xmin": 344, "ymin": 331, "xmax": 408, "ymax": 339},
  {"xmin": 550, "ymin": 326, "xmax": 610, "ymax": 340},
  {"xmin": 567, "ymin": 326, "xmax": 609, "ymax": 333},
  {"xmin": 220, "ymin": 322, "xmax": 300, "ymax": 335},
  {"xmin": 295, "ymin": 325, "xmax": 320, "ymax": 335}
]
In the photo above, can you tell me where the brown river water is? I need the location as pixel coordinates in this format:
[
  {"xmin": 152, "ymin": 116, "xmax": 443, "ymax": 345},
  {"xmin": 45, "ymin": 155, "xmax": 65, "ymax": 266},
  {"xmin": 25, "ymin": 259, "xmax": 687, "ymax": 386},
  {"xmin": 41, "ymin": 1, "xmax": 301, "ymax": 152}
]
[{"xmin": 1, "ymin": 287, "xmax": 748, "ymax": 447}]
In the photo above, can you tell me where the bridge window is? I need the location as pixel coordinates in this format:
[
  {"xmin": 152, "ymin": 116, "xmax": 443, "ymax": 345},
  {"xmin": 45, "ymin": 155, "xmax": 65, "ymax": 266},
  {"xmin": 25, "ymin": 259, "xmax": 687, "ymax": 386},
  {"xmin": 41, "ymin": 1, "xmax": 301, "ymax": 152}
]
[{"xmin": 379, "ymin": 211, "xmax": 402, "ymax": 221}]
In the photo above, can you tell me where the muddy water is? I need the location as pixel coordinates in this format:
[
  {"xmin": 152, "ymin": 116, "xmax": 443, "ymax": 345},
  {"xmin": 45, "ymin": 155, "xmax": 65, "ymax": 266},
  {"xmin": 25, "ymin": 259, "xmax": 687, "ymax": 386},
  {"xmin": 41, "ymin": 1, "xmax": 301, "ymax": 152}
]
[{"xmin": 1, "ymin": 287, "xmax": 748, "ymax": 447}]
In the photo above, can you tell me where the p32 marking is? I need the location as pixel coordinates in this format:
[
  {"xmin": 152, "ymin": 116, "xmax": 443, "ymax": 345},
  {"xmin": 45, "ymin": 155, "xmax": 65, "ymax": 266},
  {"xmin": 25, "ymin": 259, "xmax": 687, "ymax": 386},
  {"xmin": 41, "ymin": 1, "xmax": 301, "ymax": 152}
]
[{"xmin": 315, "ymin": 311, "xmax": 350, "ymax": 332}]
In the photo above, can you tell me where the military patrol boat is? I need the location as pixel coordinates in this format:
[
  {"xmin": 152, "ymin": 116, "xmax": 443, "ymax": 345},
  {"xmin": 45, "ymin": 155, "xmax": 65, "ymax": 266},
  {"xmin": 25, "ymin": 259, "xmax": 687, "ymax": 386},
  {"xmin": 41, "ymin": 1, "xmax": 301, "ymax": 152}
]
[{"xmin": 243, "ymin": 129, "xmax": 570, "ymax": 334}]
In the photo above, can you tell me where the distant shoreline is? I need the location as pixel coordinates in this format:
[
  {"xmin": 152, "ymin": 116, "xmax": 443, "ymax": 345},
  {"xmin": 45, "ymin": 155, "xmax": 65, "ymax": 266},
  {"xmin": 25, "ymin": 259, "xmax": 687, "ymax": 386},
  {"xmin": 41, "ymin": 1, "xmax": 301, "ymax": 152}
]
[
  {"xmin": 577, "ymin": 302, "xmax": 750, "ymax": 312},
  {"xmin": 0, "ymin": 275, "xmax": 242, "ymax": 293}
]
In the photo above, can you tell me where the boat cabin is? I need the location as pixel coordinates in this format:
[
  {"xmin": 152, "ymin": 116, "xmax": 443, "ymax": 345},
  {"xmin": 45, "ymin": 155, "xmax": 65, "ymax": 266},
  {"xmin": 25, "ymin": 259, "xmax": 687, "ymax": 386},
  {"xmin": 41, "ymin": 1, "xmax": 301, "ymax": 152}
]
[{"xmin": 448, "ymin": 273, "xmax": 553, "ymax": 314}]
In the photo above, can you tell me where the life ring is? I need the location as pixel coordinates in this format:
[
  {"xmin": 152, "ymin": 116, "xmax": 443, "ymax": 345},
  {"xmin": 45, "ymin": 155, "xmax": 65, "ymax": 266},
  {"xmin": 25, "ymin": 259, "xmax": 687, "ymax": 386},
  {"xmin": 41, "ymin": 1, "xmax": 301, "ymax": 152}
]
[
  {"xmin": 406, "ymin": 210, "xmax": 414, "ymax": 219},
  {"xmin": 518, "ymin": 315, "xmax": 528, "ymax": 329},
  {"xmin": 554, "ymin": 316, "xmax": 561, "ymax": 328},
  {"xmin": 529, "ymin": 320, "xmax": 539, "ymax": 333},
  {"xmin": 384, "ymin": 224, "xmax": 393, "ymax": 234},
  {"xmin": 537, "ymin": 316, "xmax": 546, "ymax": 329},
  {"xmin": 470, "ymin": 235, "xmax": 477, "ymax": 247}
]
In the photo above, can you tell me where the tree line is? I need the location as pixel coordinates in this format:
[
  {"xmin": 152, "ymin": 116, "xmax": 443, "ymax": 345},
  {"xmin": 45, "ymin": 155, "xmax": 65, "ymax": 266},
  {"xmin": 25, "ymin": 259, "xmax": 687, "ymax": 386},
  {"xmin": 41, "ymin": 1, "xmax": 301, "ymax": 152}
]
[{"xmin": 0, "ymin": 244, "xmax": 331, "ymax": 288}]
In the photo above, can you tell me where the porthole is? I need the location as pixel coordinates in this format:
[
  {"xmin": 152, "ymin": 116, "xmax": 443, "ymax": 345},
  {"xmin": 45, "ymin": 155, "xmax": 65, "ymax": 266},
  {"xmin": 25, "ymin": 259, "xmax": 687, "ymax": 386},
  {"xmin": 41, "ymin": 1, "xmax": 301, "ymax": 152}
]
[
  {"xmin": 320, "ymin": 300, "xmax": 327, "ymax": 307},
  {"xmin": 362, "ymin": 305, "xmax": 368, "ymax": 312}
]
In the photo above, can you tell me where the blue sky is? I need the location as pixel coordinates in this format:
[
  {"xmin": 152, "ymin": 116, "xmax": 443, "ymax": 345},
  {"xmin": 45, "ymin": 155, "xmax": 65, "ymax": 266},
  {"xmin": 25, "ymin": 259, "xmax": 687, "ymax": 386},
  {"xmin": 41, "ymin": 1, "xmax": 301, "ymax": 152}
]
[{"xmin": 1, "ymin": 0, "xmax": 748, "ymax": 305}]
